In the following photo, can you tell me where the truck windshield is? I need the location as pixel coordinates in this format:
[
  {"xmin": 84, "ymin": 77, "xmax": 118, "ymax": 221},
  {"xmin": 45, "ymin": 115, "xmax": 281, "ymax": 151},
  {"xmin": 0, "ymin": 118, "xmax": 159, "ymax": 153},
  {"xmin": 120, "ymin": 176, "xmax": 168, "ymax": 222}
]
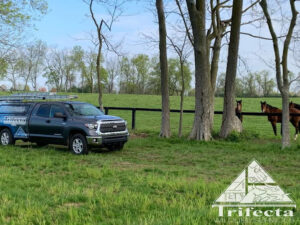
[{"xmin": 65, "ymin": 103, "xmax": 104, "ymax": 116}]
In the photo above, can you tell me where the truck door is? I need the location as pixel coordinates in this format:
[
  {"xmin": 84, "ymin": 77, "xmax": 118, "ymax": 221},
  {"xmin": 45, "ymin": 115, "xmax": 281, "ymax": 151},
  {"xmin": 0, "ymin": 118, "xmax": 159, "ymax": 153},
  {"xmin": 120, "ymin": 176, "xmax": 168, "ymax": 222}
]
[
  {"xmin": 29, "ymin": 104, "xmax": 67, "ymax": 144},
  {"xmin": 48, "ymin": 104, "xmax": 67, "ymax": 143},
  {"xmin": 28, "ymin": 104, "xmax": 52, "ymax": 142}
]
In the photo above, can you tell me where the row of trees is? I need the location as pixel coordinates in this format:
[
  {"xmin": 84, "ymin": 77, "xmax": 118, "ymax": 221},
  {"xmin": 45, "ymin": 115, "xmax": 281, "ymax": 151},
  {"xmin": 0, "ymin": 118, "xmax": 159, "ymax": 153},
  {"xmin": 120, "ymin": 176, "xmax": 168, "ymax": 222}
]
[
  {"xmin": 3, "ymin": 42, "xmax": 299, "ymax": 98},
  {"xmin": 154, "ymin": 0, "xmax": 299, "ymax": 149},
  {"xmin": 215, "ymin": 71, "xmax": 277, "ymax": 97},
  {"xmin": 0, "ymin": 0, "xmax": 48, "ymax": 90},
  {"xmin": 4, "ymin": 42, "xmax": 299, "ymax": 98},
  {"xmin": 0, "ymin": 42, "xmax": 192, "ymax": 95}
]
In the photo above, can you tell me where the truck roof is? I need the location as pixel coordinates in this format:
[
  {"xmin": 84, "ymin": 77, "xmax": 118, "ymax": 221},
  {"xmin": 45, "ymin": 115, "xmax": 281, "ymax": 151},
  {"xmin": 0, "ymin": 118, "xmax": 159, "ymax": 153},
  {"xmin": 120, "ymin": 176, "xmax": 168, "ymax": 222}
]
[
  {"xmin": 0, "ymin": 93, "xmax": 78, "ymax": 102},
  {"xmin": 0, "ymin": 101, "xmax": 88, "ymax": 105}
]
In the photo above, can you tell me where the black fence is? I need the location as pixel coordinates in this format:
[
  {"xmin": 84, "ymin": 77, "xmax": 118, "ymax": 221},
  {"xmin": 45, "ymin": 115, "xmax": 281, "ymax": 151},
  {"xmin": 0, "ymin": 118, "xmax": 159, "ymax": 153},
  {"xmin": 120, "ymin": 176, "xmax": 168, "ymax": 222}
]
[{"xmin": 103, "ymin": 106, "xmax": 300, "ymax": 130}]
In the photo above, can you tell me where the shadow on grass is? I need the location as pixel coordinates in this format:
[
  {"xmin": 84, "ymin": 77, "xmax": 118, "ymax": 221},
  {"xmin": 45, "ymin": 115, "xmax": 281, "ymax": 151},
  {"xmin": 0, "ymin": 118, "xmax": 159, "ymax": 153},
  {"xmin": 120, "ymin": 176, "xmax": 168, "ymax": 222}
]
[{"xmin": 16, "ymin": 142, "xmax": 118, "ymax": 154}]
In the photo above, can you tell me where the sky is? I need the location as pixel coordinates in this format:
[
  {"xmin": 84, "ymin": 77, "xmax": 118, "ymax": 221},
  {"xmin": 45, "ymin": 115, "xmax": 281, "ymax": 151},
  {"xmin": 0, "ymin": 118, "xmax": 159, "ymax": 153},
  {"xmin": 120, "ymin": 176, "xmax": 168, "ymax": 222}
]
[
  {"xmin": 2, "ymin": 0, "xmax": 300, "ymax": 91},
  {"xmin": 33, "ymin": 0, "xmax": 157, "ymax": 55},
  {"xmin": 32, "ymin": 0, "xmax": 276, "ymax": 67}
]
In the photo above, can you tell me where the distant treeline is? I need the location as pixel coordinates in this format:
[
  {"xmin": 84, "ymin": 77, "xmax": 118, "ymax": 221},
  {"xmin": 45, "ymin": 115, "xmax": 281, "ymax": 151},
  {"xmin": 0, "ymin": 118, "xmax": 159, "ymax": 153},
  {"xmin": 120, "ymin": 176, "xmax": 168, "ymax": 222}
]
[
  {"xmin": 0, "ymin": 42, "xmax": 299, "ymax": 97},
  {"xmin": 214, "ymin": 71, "xmax": 300, "ymax": 98},
  {"xmin": 0, "ymin": 42, "xmax": 193, "ymax": 96}
]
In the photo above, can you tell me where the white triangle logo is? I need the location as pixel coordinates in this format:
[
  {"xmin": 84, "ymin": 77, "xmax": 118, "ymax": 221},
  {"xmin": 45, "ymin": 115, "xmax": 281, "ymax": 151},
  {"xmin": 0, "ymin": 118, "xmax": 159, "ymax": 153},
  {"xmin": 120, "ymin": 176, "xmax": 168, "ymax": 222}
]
[
  {"xmin": 213, "ymin": 159, "xmax": 296, "ymax": 207},
  {"xmin": 14, "ymin": 127, "xmax": 28, "ymax": 138}
]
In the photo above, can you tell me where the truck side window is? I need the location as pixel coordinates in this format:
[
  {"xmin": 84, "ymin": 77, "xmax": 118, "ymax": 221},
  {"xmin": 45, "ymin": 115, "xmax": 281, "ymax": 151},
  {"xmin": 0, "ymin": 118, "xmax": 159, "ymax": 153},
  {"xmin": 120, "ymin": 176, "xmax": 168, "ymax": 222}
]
[
  {"xmin": 50, "ymin": 105, "xmax": 66, "ymax": 118},
  {"xmin": 36, "ymin": 104, "xmax": 50, "ymax": 117},
  {"xmin": 0, "ymin": 105, "xmax": 29, "ymax": 114}
]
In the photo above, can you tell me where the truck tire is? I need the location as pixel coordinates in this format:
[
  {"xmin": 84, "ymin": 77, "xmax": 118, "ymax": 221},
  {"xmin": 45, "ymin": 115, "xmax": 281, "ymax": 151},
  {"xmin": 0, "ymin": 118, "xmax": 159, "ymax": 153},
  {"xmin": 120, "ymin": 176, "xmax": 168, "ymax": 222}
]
[
  {"xmin": 0, "ymin": 128, "xmax": 15, "ymax": 146},
  {"xmin": 69, "ymin": 134, "xmax": 88, "ymax": 155}
]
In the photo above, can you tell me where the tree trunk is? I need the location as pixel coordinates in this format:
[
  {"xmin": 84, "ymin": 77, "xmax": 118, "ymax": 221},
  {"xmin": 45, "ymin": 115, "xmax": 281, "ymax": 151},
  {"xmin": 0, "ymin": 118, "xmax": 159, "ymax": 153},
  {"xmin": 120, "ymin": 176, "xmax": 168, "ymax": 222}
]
[
  {"xmin": 24, "ymin": 64, "xmax": 33, "ymax": 91},
  {"xmin": 69, "ymin": 79, "xmax": 72, "ymax": 92},
  {"xmin": 220, "ymin": 0, "xmax": 243, "ymax": 138},
  {"xmin": 65, "ymin": 71, "xmax": 69, "ymax": 92},
  {"xmin": 281, "ymin": 89, "xmax": 290, "ymax": 148},
  {"xmin": 186, "ymin": 0, "xmax": 212, "ymax": 141},
  {"xmin": 189, "ymin": 55, "xmax": 213, "ymax": 140},
  {"xmin": 97, "ymin": 37, "xmax": 103, "ymax": 110},
  {"xmin": 209, "ymin": 36, "xmax": 222, "ymax": 130},
  {"xmin": 24, "ymin": 77, "xmax": 29, "ymax": 91},
  {"xmin": 178, "ymin": 60, "xmax": 184, "ymax": 137},
  {"xmin": 260, "ymin": 0, "xmax": 298, "ymax": 148},
  {"xmin": 156, "ymin": 0, "xmax": 171, "ymax": 138}
]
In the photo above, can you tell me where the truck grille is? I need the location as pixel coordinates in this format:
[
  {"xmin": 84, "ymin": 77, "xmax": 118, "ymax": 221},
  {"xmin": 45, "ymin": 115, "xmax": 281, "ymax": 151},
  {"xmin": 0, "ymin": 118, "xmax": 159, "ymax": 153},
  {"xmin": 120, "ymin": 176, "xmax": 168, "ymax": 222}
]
[{"xmin": 100, "ymin": 121, "xmax": 126, "ymax": 133}]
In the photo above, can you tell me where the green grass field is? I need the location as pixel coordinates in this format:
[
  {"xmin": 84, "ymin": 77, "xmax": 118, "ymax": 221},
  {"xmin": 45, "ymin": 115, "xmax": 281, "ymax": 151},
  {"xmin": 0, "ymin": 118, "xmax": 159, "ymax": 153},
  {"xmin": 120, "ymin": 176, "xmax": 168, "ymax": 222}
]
[{"xmin": 0, "ymin": 93, "xmax": 300, "ymax": 224}]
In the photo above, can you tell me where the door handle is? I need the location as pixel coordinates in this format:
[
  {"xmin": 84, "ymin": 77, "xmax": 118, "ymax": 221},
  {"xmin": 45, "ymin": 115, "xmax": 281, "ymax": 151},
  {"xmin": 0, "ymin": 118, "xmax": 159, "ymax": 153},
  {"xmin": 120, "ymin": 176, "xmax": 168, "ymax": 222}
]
[{"xmin": 46, "ymin": 120, "xmax": 51, "ymax": 123}]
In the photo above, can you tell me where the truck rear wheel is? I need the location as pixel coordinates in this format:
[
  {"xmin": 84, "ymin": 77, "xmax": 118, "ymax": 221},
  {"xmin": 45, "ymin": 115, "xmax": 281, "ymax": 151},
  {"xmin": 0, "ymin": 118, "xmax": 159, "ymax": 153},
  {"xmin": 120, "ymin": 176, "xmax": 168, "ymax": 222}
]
[
  {"xmin": 0, "ymin": 128, "xmax": 15, "ymax": 146},
  {"xmin": 69, "ymin": 134, "xmax": 88, "ymax": 155}
]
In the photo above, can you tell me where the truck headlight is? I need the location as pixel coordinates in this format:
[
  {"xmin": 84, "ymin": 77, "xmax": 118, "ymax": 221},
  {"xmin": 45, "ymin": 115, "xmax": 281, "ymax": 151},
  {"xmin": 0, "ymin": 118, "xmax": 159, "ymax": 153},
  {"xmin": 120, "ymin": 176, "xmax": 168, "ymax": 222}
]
[{"xmin": 85, "ymin": 123, "xmax": 98, "ymax": 129}]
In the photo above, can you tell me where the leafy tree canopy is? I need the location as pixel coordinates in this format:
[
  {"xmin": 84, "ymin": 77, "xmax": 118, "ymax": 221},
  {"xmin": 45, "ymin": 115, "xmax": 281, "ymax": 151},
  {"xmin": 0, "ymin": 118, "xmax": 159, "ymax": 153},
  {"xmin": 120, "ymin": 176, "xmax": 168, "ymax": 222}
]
[{"xmin": 0, "ymin": 0, "xmax": 48, "ymax": 49}]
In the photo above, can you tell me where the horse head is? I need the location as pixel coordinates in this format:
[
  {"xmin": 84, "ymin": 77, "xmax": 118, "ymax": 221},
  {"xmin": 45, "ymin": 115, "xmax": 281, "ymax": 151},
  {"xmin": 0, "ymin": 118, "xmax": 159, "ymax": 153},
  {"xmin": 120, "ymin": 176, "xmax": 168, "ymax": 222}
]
[
  {"xmin": 261, "ymin": 101, "xmax": 267, "ymax": 113},
  {"xmin": 289, "ymin": 101, "xmax": 295, "ymax": 109},
  {"xmin": 236, "ymin": 100, "xmax": 242, "ymax": 112}
]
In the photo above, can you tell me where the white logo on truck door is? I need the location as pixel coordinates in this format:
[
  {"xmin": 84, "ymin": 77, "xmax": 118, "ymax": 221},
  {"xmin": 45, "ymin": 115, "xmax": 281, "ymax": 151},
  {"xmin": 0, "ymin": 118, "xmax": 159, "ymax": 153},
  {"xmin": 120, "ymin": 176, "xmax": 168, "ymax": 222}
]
[{"xmin": 3, "ymin": 116, "xmax": 27, "ymax": 126}]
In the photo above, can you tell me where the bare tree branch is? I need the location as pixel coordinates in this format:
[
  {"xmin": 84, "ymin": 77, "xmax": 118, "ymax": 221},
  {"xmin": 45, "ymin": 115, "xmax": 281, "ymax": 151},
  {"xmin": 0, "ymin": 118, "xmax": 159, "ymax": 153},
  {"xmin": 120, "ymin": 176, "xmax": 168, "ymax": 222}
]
[
  {"xmin": 175, "ymin": 0, "xmax": 194, "ymax": 45},
  {"xmin": 242, "ymin": 0, "xmax": 260, "ymax": 14}
]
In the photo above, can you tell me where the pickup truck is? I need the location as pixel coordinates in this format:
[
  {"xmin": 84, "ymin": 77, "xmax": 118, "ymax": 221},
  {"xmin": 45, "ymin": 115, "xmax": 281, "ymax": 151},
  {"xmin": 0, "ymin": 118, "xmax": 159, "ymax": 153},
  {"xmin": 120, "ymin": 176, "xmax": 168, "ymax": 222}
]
[{"xmin": 0, "ymin": 101, "xmax": 129, "ymax": 154}]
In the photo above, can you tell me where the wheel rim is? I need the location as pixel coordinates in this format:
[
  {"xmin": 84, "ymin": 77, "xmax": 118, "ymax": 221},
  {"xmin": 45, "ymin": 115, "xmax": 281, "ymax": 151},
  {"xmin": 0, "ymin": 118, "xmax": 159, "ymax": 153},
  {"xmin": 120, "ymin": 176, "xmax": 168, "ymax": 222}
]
[
  {"xmin": 1, "ymin": 132, "xmax": 9, "ymax": 145},
  {"xmin": 72, "ymin": 138, "xmax": 83, "ymax": 153}
]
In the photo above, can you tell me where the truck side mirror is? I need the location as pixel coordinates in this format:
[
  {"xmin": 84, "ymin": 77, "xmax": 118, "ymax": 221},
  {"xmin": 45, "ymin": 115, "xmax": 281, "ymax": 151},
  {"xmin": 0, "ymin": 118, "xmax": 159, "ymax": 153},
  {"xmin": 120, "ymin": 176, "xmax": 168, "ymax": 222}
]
[{"xmin": 54, "ymin": 112, "xmax": 67, "ymax": 119}]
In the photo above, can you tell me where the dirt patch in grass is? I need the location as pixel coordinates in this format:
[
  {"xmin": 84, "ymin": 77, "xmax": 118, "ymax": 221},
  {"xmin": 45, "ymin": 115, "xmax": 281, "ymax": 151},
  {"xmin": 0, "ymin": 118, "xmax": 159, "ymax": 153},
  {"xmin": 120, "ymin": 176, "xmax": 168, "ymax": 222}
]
[
  {"xmin": 114, "ymin": 161, "xmax": 148, "ymax": 171},
  {"xmin": 130, "ymin": 133, "xmax": 149, "ymax": 139},
  {"xmin": 252, "ymin": 138, "xmax": 281, "ymax": 145}
]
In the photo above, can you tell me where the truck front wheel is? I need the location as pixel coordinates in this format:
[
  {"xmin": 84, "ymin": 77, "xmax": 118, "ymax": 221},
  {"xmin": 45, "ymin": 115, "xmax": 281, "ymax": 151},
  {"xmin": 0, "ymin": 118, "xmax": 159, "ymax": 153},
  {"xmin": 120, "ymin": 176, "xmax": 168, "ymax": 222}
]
[
  {"xmin": 69, "ymin": 134, "xmax": 88, "ymax": 155},
  {"xmin": 0, "ymin": 128, "xmax": 15, "ymax": 146}
]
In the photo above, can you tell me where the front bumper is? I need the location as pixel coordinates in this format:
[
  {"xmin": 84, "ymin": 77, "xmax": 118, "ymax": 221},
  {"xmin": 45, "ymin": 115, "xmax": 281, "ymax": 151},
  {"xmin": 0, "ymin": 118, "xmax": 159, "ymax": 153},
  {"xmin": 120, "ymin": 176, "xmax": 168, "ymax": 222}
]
[{"xmin": 86, "ymin": 131, "xmax": 129, "ymax": 146}]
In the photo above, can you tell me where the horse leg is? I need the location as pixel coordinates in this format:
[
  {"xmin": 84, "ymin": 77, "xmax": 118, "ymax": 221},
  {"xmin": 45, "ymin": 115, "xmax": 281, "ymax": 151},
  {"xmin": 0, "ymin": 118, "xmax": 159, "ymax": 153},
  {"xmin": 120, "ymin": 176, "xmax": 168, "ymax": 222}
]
[
  {"xmin": 237, "ymin": 113, "xmax": 241, "ymax": 122},
  {"xmin": 295, "ymin": 121, "xmax": 299, "ymax": 141},
  {"xmin": 271, "ymin": 122, "xmax": 277, "ymax": 136}
]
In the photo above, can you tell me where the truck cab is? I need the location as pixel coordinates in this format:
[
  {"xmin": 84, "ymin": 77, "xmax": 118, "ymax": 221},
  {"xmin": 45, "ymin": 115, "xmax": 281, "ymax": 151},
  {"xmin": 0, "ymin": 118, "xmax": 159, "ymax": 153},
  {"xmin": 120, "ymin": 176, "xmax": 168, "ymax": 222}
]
[{"xmin": 0, "ymin": 100, "xmax": 129, "ymax": 154}]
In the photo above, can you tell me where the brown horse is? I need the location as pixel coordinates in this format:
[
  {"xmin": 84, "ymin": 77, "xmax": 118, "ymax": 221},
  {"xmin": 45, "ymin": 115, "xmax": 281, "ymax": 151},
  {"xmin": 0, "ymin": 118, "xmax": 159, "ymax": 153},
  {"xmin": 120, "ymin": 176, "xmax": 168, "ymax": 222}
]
[
  {"xmin": 261, "ymin": 101, "xmax": 282, "ymax": 136},
  {"xmin": 235, "ymin": 100, "xmax": 243, "ymax": 122},
  {"xmin": 261, "ymin": 101, "xmax": 300, "ymax": 140},
  {"xmin": 289, "ymin": 102, "xmax": 300, "ymax": 140},
  {"xmin": 290, "ymin": 101, "xmax": 300, "ymax": 110}
]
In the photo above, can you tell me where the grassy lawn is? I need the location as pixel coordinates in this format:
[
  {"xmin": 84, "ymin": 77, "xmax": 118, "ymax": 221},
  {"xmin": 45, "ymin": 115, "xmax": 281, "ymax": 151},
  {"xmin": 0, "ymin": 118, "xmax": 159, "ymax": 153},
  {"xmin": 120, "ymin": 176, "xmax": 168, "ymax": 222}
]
[{"xmin": 0, "ymin": 93, "xmax": 300, "ymax": 224}]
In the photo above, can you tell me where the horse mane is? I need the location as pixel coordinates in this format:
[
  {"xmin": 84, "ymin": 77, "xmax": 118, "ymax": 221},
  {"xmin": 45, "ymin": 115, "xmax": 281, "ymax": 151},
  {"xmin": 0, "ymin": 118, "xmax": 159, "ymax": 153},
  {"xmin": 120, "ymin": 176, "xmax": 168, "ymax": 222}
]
[
  {"xmin": 266, "ymin": 104, "xmax": 279, "ymax": 110},
  {"xmin": 294, "ymin": 102, "xmax": 300, "ymax": 109}
]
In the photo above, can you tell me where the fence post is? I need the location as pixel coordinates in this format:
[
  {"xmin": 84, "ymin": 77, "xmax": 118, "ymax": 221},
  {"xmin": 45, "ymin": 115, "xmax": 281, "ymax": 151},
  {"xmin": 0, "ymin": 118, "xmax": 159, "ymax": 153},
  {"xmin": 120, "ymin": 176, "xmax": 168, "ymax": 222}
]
[
  {"xmin": 104, "ymin": 107, "xmax": 109, "ymax": 115},
  {"xmin": 132, "ymin": 108, "xmax": 136, "ymax": 130}
]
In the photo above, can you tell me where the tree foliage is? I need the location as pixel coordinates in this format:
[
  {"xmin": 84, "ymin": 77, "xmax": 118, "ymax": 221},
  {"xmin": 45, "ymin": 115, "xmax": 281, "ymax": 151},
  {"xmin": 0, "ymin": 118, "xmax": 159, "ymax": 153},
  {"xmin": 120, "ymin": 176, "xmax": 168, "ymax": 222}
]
[{"xmin": 0, "ymin": 0, "xmax": 47, "ymax": 50}]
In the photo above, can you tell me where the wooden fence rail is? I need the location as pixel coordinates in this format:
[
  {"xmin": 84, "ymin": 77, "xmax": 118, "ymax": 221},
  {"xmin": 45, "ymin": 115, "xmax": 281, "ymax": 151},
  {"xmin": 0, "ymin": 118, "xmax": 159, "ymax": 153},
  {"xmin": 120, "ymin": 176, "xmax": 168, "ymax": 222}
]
[{"xmin": 102, "ymin": 106, "xmax": 300, "ymax": 130}]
